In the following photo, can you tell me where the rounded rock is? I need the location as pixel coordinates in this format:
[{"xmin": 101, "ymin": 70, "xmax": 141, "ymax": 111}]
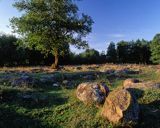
[
  {"xmin": 101, "ymin": 89, "xmax": 139, "ymax": 124},
  {"xmin": 76, "ymin": 82, "xmax": 109, "ymax": 105}
]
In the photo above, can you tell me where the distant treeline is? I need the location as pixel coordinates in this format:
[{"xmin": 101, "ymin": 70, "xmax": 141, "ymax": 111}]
[
  {"xmin": 107, "ymin": 40, "xmax": 151, "ymax": 64},
  {"xmin": 0, "ymin": 33, "xmax": 158, "ymax": 66}
]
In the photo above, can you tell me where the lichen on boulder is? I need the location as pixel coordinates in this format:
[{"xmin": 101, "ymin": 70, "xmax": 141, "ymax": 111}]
[
  {"xmin": 101, "ymin": 88, "xmax": 139, "ymax": 124},
  {"xmin": 76, "ymin": 82, "xmax": 109, "ymax": 105},
  {"xmin": 123, "ymin": 78, "xmax": 140, "ymax": 88}
]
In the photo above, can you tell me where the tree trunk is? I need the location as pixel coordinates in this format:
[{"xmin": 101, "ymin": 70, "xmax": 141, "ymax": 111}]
[{"xmin": 51, "ymin": 49, "xmax": 59, "ymax": 69}]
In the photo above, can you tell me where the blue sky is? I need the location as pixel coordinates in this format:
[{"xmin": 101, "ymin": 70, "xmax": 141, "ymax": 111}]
[{"xmin": 1, "ymin": 0, "xmax": 160, "ymax": 53}]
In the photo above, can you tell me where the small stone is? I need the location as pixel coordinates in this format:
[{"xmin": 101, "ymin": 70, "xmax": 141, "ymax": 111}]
[
  {"xmin": 62, "ymin": 80, "xmax": 68, "ymax": 84},
  {"xmin": 83, "ymin": 75, "xmax": 95, "ymax": 80},
  {"xmin": 52, "ymin": 83, "xmax": 59, "ymax": 87},
  {"xmin": 22, "ymin": 94, "xmax": 32, "ymax": 100}
]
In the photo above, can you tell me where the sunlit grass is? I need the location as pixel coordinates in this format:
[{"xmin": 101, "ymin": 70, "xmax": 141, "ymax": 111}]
[{"xmin": 0, "ymin": 65, "xmax": 160, "ymax": 128}]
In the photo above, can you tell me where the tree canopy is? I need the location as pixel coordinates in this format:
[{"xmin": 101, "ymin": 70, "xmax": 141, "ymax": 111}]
[
  {"xmin": 106, "ymin": 42, "xmax": 117, "ymax": 63},
  {"xmin": 116, "ymin": 39, "xmax": 151, "ymax": 64},
  {"xmin": 10, "ymin": 0, "xmax": 93, "ymax": 68},
  {"xmin": 150, "ymin": 34, "xmax": 160, "ymax": 64}
]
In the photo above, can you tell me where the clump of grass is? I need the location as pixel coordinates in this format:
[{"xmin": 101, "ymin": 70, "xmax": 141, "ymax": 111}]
[
  {"xmin": 138, "ymin": 89, "xmax": 160, "ymax": 105},
  {"xmin": 130, "ymin": 67, "xmax": 160, "ymax": 82}
]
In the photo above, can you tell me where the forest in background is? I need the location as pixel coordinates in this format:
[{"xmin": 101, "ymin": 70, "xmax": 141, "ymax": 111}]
[{"xmin": 0, "ymin": 33, "xmax": 158, "ymax": 66}]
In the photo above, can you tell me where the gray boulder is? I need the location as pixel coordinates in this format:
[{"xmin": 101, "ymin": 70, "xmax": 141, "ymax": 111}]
[
  {"xmin": 76, "ymin": 82, "xmax": 109, "ymax": 105},
  {"xmin": 11, "ymin": 75, "xmax": 34, "ymax": 87}
]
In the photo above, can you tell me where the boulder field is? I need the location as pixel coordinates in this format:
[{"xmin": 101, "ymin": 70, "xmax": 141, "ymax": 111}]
[
  {"xmin": 76, "ymin": 78, "xmax": 160, "ymax": 124},
  {"xmin": 76, "ymin": 81, "xmax": 140, "ymax": 124}
]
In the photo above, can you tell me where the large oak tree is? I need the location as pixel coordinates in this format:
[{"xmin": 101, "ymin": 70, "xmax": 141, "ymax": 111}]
[{"xmin": 10, "ymin": 0, "xmax": 93, "ymax": 68}]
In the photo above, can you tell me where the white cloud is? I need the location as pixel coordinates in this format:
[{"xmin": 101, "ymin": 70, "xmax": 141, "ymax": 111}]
[
  {"xmin": 85, "ymin": 33, "xmax": 97, "ymax": 41},
  {"xmin": 107, "ymin": 34, "xmax": 125, "ymax": 38}
]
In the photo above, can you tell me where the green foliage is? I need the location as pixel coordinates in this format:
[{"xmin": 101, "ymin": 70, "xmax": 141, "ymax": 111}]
[
  {"xmin": 10, "ymin": 0, "xmax": 93, "ymax": 66},
  {"xmin": 68, "ymin": 49, "xmax": 106, "ymax": 64},
  {"xmin": 0, "ymin": 33, "xmax": 71, "ymax": 66},
  {"xmin": 106, "ymin": 42, "xmax": 117, "ymax": 63},
  {"xmin": 117, "ymin": 40, "xmax": 129, "ymax": 63},
  {"xmin": 131, "ymin": 39, "xmax": 151, "ymax": 64},
  {"xmin": 116, "ymin": 39, "xmax": 151, "ymax": 64},
  {"xmin": 79, "ymin": 49, "xmax": 100, "ymax": 64},
  {"xmin": 150, "ymin": 34, "xmax": 160, "ymax": 64},
  {"xmin": 0, "ymin": 34, "xmax": 153, "ymax": 66},
  {"xmin": 0, "ymin": 34, "xmax": 27, "ymax": 66}
]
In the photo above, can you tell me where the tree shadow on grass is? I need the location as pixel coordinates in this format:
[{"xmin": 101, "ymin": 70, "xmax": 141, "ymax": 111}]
[
  {"xmin": 0, "ymin": 106, "xmax": 60, "ymax": 128},
  {"xmin": 123, "ymin": 88, "xmax": 160, "ymax": 128},
  {"xmin": 125, "ymin": 88, "xmax": 160, "ymax": 128},
  {"xmin": 126, "ymin": 88, "xmax": 144, "ymax": 99},
  {"xmin": 136, "ymin": 100, "xmax": 160, "ymax": 128},
  {"xmin": 0, "ymin": 88, "xmax": 68, "ymax": 109}
]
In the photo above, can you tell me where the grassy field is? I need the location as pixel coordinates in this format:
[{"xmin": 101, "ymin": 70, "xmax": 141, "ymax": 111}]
[{"xmin": 0, "ymin": 64, "xmax": 160, "ymax": 128}]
